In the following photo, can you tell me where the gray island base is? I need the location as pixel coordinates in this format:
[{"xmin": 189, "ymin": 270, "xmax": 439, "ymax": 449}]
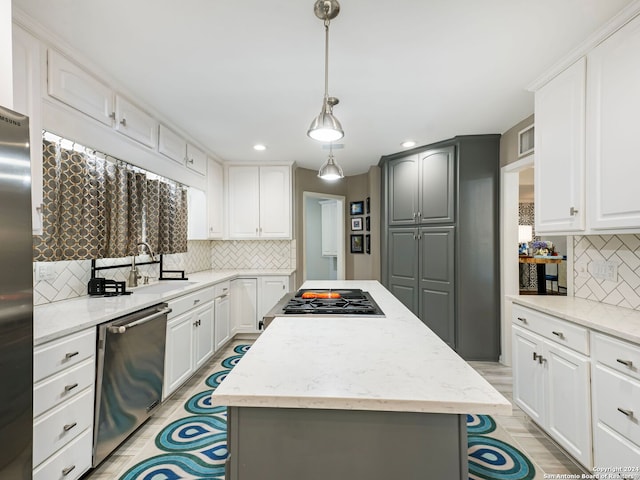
[{"xmin": 226, "ymin": 407, "xmax": 468, "ymax": 480}]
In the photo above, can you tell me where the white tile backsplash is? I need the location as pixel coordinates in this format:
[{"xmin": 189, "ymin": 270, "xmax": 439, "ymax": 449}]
[
  {"xmin": 574, "ymin": 234, "xmax": 640, "ymax": 310},
  {"xmin": 211, "ymin": 240, "xmax": 296, "ymax": 270}
]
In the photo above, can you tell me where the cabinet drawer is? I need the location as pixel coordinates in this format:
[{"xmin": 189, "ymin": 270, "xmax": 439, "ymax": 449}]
[
  {"xmin": 592, "ymin": 332, "xmax": 640, "ymax": 382},
  {"xmin": 34, "ymin": 328, "xmax": 96, "ymax": 383},
  {"xmin": 33, "ymin": 388, "xmax": 93, "ymax": 467},
  {"xmin": 214, "ymin": 281, "xmax": 230, "ymax": 298},
  {"xmin": 593, "ymin": 364, "xmax": 640, "ymax": 447},
  {"xmin": 512, "ymin": 305, "xmax": 589, "ymax": 355},
  {"xmin": 594, "ymin": 423, "xmax": 640, "ymax": 480},
  {"xmin": 33, "ymin": 428, "xmax": 92, "ymax": 480},
  {"xmin": 168, "ymin": 287, "xmax": 215, "ymax": 319},
  {"xmin": 33, "ymin": 359, "xmax": 95, "ymax": 417}
]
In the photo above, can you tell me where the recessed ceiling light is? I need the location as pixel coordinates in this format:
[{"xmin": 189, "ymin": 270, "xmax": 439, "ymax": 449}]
[
  {"xmin": 253, "ymin": 144, "xmax": 267, "ymax": 151},
  {"xmin": 401, "ymin": 140, "xmax": 416, "ymax": 148}
]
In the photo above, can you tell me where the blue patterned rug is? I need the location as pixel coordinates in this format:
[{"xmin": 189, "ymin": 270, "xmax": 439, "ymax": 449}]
[{"xmin": 118, "ymin": 344, "xmax": 537, "ymax": 480}]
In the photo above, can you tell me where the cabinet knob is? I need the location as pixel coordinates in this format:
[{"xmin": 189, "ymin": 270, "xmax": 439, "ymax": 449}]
[
  {"xmin": 109, "ymin": 112, "xmax": 116, "ymax": 120},
  {"xmin": 62, "ymin": 465, "xmax": 76, "ymax": 476},
  {"xmin": 120, "ymin": 118, "xmax": 127, "ymax": 127},
  {"xmin": 569, "ymin": 206, "xmax": 578, "ymax": 216},
  {"xmin": 188, "ymin": 158, "xmax": 194, "ymax": 164}
]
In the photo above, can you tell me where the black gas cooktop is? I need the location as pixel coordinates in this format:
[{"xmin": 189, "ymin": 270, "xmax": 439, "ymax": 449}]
[{"xmin": 282, "ymin": 289, "xmax": 385, "ymax": 316}]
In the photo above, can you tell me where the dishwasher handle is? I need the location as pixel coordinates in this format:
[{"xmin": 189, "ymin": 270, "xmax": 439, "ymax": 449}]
[{"xmin": 108, "ymin": 307, "xmax": 172, "ymax": 334}]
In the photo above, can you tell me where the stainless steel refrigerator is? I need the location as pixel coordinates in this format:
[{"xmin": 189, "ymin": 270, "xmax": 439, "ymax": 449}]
[{"xmin": 0, "ymin": 105, "xmax": 33, "ymax": 479}]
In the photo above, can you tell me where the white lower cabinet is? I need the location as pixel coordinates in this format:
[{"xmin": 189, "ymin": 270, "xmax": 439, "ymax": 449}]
[
  {"xmin": 512, "ymin": 306, "xmax": 592, "ymax": 469},
  {"xmin": 231, "ymin": 278, "xmax": 258, "ymax": 333},
  {"xmin": 33, "ymin": 328, "xmax": 96, "ymax": 479},
  {"xmin": 215, "ymin": 282, "xmax": 231, "ymax": 351},
  {"xmin": 591, "ymin": 332, "xmax": 640, "ymax": 479},
  {"xmin": 164, "ymin": 287, "xmax": 215, "ymax": 399},
  {"xmin": 258, "ymin": 276, "xmax": 290, "ymax": 322}
]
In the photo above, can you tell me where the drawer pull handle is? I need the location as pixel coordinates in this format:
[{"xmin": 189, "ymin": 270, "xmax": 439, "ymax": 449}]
[
  {"xmin": 616, "ymin": 359, "xmax": 633, "ymax": 368},
  {"xmin": 63, "ymin": 422, "xmax": 77, "ymax": 432},
  {"xmin": 516, "ymin": 317, "xmax": 527, "ymax": 323},
  {"xmin": 64, "ymin": 383, "xmax": 78, "ymax": 392},
  {"xmin": 617, "ymin": 407, "xmax": 634, "ymax": 417},
  {"xmin": 551, "ymin": 331, "xmax": 564, "ymax": 338},
  {"xmin": 62, "ymin": 465, "xmax": 76, "ymax": 476},
  {"xmin": 65, "ymin": 351, "xmax": 79, "ymax": 359},
  {"xmin": 193, "ymin": 299, "xmax": 200, "ymax": 304}
]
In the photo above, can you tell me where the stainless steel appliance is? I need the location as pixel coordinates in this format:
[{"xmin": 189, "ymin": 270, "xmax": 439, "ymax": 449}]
[
  {"xmin": 0, "ymin": 106, "xmax": 33, "ymax": 479},
  {"xmin": 261, "ymin": 289, "xmax": 384, "ymax": 329},
  {"xmin": 93, "ymin": 303, "xmax": 171, "ymax": 466}
]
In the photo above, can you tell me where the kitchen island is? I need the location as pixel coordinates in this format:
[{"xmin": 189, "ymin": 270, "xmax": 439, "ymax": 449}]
[{"xmin": 212, "ymin": 280, "xmax": 510, "ymax": 480}]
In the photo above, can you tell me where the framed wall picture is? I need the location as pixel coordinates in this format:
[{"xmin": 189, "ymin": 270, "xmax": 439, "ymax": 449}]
[
  {"xmin": 350, "ymin": 201, "xmax": 364, "ymax": 215},
  {"xmin": 351, "ymin": 217, "xmax": 363, "ymax": 231},
  {"xmin": 350, "ymin": 234, "xmax": 364, "ymax": 253},
  {"xmin": 365, "ymin": 216, "xmax": 370, "ymax": 231},
  {"xmin": 366, "ymin": 196, "xmax": 370, "ymax": 214},
  {"xmin": 365, "ymin": 234, "xmax": 371, "ymax": 254}
]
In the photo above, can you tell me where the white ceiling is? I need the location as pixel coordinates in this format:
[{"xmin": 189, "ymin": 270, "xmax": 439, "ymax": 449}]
[{"xmin": 13, "ymin": 0, "xmax": 634, "ymax": 175}]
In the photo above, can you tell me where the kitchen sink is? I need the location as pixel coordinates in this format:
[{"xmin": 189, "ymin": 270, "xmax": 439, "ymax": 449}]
[{"xmin": 134, "ymin": 281, "xmax": 198, "ymax": 294}]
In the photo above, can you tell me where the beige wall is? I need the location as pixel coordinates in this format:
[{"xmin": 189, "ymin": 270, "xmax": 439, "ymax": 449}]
[
  {"xmin": 294, "ymin": 166, "xmax": 381, "ymax": 287},
  {"xmin": 1, "ymin": 0, "xmax": 13, "ymax": 107},
  {"xmin": 499, "ymin": 114, "xmax": 534, "ymax": 167}
]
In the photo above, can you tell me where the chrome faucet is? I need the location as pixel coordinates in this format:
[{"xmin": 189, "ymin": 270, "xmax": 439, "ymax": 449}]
[{"xmin": 128, "ymin": 242, "xmax": 157, "ymax": 287}]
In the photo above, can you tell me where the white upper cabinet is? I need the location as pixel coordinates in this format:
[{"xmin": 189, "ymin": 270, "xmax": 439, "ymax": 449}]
[
  {"xmin": 114, "ymin": 95, "xmax": 157, "ymax": 148},
  {"xmin": 534, "ymin": 58, "xmax": 586, "ymax": 234},
  {"xmin": 259, "ymin": 166, "xmax": 292, "ymax": 238},
  {"xmin": 587, "ymin": 14, "xmax": 640, "ymax": 230},
  {"xmin": 207, "ymin": 158, "xmax": 224, "ymax": 239},
  {"xmin": 187, "ymin": 187, "xmax": 208, "ymax": 240},
  {"xmin": 12, "ymin": 24, "xmax": 43, "ymax": 234},
  {"xmin": 47, "ymin": 49, "xmax": 114, "ymax": 127},
  {"xmin": 158, "ymin": 124, "xmax": 187, "ymax": 165},
  {"xmin": 227, "ymin": 165, "xmax": 291, "ymax": 239},
  {"xmin": 186, "ymin": 144, "xmax": 207, "ymax": 176}
]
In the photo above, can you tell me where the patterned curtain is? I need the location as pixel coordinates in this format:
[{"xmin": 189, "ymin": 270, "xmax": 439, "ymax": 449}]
[{"xmin": 34, "ymin": 137, "xmax": 188, "ymax": 261}]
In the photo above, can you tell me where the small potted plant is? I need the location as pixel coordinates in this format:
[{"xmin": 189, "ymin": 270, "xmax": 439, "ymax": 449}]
[{"xmin": 531, "ymin": 240, "xmax": 554, "ymax": 256}]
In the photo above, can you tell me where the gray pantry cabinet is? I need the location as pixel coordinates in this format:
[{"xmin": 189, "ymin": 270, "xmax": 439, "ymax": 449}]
[{"xmin": 381, "ymin": 135, "xmax": 500, "ymax": 361}]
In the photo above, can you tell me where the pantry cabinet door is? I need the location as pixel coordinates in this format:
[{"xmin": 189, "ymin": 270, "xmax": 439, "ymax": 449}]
[
  {"xmin": 387, "ymin": 155, "xmax": 418, "ymax": 226},
  {"xmin": 587, "ymin": 14, "xmax": 640, "ymax": 230},
  {"xmin": 534, "ymin": 58, "xmax": 586, "ymax": 233}
]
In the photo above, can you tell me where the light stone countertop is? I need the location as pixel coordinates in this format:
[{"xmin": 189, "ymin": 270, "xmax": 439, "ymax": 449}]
[
  {"xmin": 211, "ymin": 280, "xmax": 512, "ymax": 415},
  {"xmin": 33, "ymin": 269, "xmax": 295, "ymax": 346},
  {"xmin": 509, "ymin": 295, "xmax": 640, "ymax": 345}
]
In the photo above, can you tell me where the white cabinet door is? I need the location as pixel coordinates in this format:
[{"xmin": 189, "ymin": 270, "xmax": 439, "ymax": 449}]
[
  {"xmin": 320, "ymin": 200, "xmax": 338, "ymax": 256},
  {"xmin": 187, "ymin": 187, "xmax": 208, "ymax": 240},
  {"xmin": 258, "ymin": 276, "xmax": 290, "ymax": 322},
  {"xmin": 207, "ymin": 159, "xmax": 224, "ymax": 239},
  {"xmin": 512, "ymin": 325, "xmax": 546, "ymax": 425},
  {"xmin": 194, "ymin": 302, "xmax": 214, "ymax": 369},
  {"xmin": 259, "ymin": 166, "xmax": 291, "ymax": 238},
  {"xmin": 228, "ymin": 166, "xmax": 260, "ymax": 238},
  {"xmin": 545, "ymin": 340, "xmax": 592, "ymax": 467},
  {"xmin": 158, "ymin": 124, "xmax": 187, "ymax": 165},
  {"xmin": 12, "ymin": 25, "xmax": 43, "ymax": 234},
  {"xmin": 231, "ymin": 278, "xmax": 258, "ymax": 332},
  {"xmin": 47, "ymin": 49, "xmax": 114, "ymax": 127},
  {"xmin": 587, "ymin": 14, "xmax": 640, "ymax": 231},
  {"xmin": 114, "ymin": 95, "xmax": 157, "ymax": 148},
  {"xmin": 186, "ymin": 144, "xmax": 207, "ymax": 176},
  {"xmin": 534, "ymin": 58, "xmax": 586, "ymax": 233},
  {"xmin": 215, "ymin": 293, "xmax": 231, "ymax": 351},
  {"xmin": 164, "ymin": 312, "xmax": 195, "ymax": 399}
]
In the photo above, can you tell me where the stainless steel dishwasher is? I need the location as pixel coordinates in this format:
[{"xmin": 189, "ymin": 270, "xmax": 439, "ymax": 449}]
[{"xmin": 92, "ymin": 303, "xmax": 171, "ymax": 466}]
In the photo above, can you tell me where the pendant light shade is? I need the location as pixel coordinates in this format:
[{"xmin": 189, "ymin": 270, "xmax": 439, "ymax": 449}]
[
  {"xmin": 308, "ymin": 97, "xmax": 343, "ymax": 142},
  {"xmin": 318, "ymin": 153, "xmax": 344, "ymax": 180}
]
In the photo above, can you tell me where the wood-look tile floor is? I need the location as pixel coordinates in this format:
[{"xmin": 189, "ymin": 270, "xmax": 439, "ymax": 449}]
[{"xmin": 82, "ymin": 347, "xmax": 586, "ymax": 479}]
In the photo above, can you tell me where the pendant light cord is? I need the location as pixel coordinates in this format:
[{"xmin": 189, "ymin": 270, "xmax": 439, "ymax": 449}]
[{"xmin": 324, "ymin": 19, "xmax": 330, "ymax": 99}]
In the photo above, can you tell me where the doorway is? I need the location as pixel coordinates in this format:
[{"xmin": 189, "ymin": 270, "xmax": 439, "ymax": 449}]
[{"xmin": 302, "ymin": 192, "xmax": 345, "ymax": 281}]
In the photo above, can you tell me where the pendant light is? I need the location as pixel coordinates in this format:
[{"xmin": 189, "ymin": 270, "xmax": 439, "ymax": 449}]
[
  {"xmin": 308, "ymin": 0, "xmax": 344, "ymax": 143},
  {"xmin": 318, "ymin": 143, "xmax": 344, "ymax": 180}
]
